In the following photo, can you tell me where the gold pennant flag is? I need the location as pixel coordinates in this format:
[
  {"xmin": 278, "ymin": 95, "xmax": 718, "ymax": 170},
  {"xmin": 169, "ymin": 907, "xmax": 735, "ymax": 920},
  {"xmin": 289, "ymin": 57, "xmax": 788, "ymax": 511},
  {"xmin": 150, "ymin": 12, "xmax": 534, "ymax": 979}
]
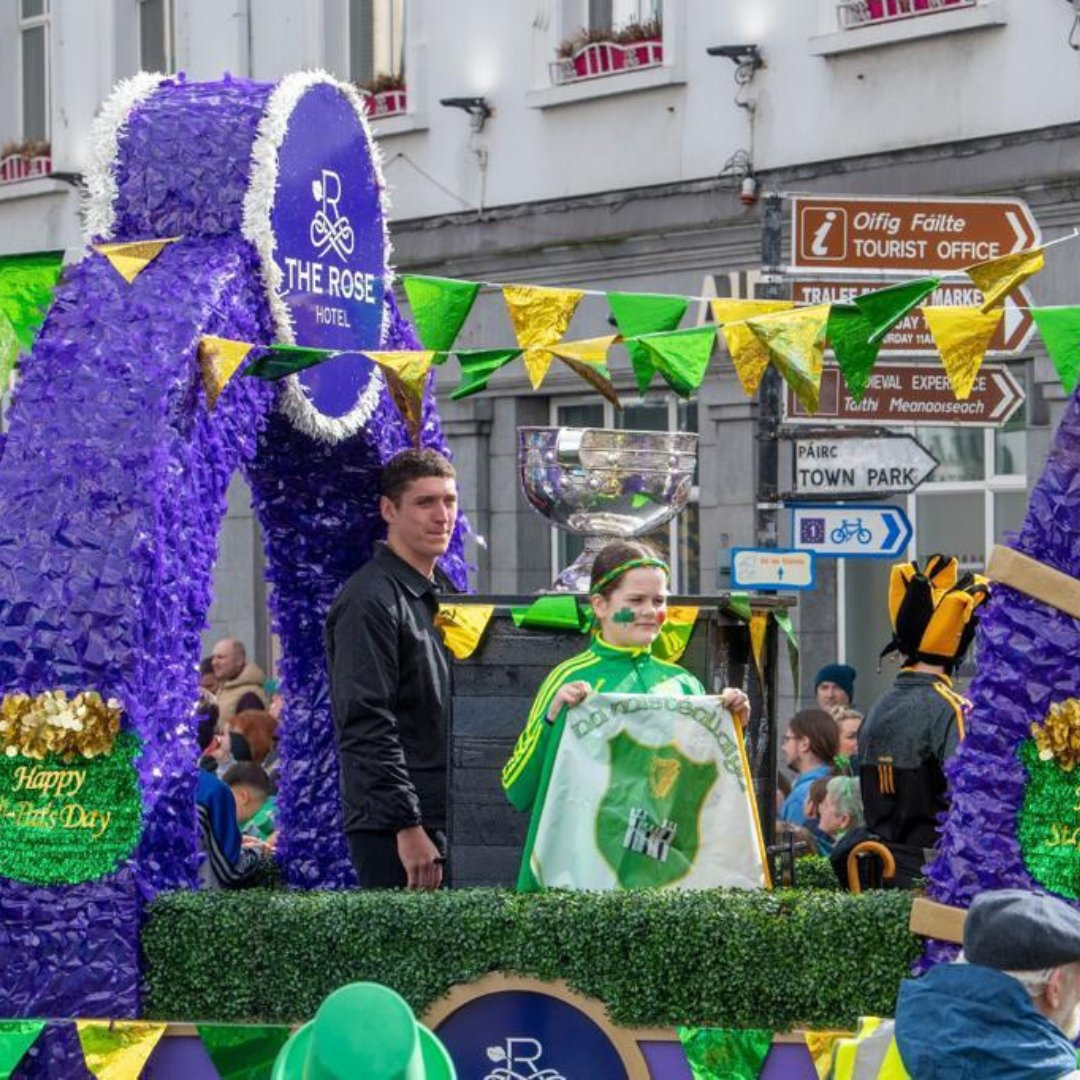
[
  {"xmin": 712, "ymin": 299, "xmax": 794, "ymax": 397},
  {"xmin": 965, "ymin": 247, "xmax": 1045, "ymax": 312},
  {"xmin": 435, "ymin": 603, "xmax": 495, "ymax": 659},
  {"xmin": 92, "ymin": 237, "xmax": 181, "ymax": 283},
  {"xmin": 502, "ymin": 284, "xmax": 585, "ymax": 389},
  {"xmin": 749, "ymin": 610, "xmax": 769, "ymax": 686},
  {"xmin": 747, "ymin": 303, "xmax": 830, "ymax": 414},
  {"xmin": 77, "ymin": 1021, "xmax": 166, "ymax": 1079},
  {"xmin": 363, "ymin": 350, "xmax": 437, "ymax": 445},
  {"xmin": 805, "ymin": 1030, "xmax": 855, "ymax": 1080},
  {"xmin": 921, "ymin": 305, "xmax": 1003, "ymax": 399},
  {"xmin": 198, "ymin": 335, "xmax": 254, "ymax": 409},
  {"xmin": 551, "ymin": 335, "xmax": 621, "ymax": 408},
  {"xmin": 652, "ymin": 605, "xmax": 699, "ymax": 663}
]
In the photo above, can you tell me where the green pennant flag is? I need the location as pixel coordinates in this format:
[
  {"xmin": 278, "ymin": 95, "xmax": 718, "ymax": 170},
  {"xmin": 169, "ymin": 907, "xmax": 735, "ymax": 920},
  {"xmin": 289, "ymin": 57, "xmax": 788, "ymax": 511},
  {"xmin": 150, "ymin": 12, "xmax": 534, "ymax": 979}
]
[
  {"xmin": 608, "ymin": 291, "xmax": 689, "ymax": 394},
  {"xmin": 0, "ymin": 249, "xmax": 64, "ymax": 386},
  {"xmin": 852, "ymin": 277, "xmax": 939, "ymax": 344},
  {"xmin": 1032, "ymin": 306, "xmax": 1080, "ymax": 395},
  {"xmin": 402, "ymin": 275, "xmax": 481, "ymax": 352},
  {"xmin": 678, "ymin": 1027, "xmax": 773, "ymax": 1080},
  {"xmin": 510, "ymin": 595, "xmax": 586, "ymax": 632},
  {"xmin": 451, "ymin": 347, "xmax": 522, "ymax": 400},
  {"xmin": 0, "ymin": 1020, "xmax": 45, "ymax": 1079},
  {"xmin": 637, "ymin": 324, "xmax": 716, "ymax": 398},
  {"xmin": 196, "ymin": 1023, "xmax": 291, "ymax": 1080},
  {"xmin": 773, "ymin": 609, "xmax": 799, "ymax": 692},
  {"xmin": 827, "ymin": 303, "xmax": 882, "ymax": 402},
  {"xmin": 243, "ymin": 344, "xmax": 335, "ymax": 380},
  {"xmin": 727, "ymin": 591, "xmax": 752, "ymax": 623}
]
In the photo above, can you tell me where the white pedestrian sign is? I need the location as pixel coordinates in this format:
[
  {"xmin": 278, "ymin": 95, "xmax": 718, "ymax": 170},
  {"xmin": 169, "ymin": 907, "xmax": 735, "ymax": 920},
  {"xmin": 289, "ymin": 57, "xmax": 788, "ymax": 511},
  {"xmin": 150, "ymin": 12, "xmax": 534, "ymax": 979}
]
[
  {"xmin": 731, "ymin": 548, "xmax": 816, "ymax": 590},
  {"xmin": 792, "ymin": 436, "xmax": 938, "ymax": 497}
]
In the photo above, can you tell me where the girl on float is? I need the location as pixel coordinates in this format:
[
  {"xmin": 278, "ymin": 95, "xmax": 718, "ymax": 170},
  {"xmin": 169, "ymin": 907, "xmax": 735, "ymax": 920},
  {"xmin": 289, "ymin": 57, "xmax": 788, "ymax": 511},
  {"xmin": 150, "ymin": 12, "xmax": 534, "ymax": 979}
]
[{"xmin": 501, "ymin": 539, "xmax": 750, "ymax": 892}]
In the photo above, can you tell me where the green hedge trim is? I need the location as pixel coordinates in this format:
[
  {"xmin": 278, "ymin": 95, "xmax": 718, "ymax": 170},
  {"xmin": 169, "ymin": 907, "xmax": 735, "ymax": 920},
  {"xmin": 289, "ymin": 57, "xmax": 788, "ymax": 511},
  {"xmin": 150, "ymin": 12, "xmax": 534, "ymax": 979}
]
[{"xmin": 142, "ymin": 887, "xmax": 919, "ymax": 1030}]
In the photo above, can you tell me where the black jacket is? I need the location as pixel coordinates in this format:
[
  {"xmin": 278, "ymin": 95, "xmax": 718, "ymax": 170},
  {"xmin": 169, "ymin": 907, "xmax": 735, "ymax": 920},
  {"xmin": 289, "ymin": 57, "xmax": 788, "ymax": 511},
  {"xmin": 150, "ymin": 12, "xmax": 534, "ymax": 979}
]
[{"xmin": 325, "ymin": 543, "xmax": 456, "ymax": 832}]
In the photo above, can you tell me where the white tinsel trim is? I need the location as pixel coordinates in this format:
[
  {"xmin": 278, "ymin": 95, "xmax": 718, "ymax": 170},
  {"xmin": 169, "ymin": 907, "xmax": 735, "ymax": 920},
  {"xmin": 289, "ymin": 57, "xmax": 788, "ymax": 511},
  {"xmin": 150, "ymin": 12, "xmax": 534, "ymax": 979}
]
[
  {"xmin": 82, "ymin": 72, "xmax": 167, "ymax": 243},
  {"xmin": 242, "ymin": 70, "xmax": 393, "ymax": 444}
]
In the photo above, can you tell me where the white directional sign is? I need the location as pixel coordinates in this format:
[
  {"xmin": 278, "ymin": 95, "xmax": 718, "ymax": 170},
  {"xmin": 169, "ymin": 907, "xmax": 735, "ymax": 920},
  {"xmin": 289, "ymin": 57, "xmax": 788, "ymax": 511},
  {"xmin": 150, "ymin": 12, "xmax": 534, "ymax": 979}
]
[
  {"xmin": 792, "ymin": 435, "xmax": 938, "ymax": 497},
  {"xmin": 731, "ymin": 548, "xmax": 816, "ymax": 591},
  {"xmin": 791, "ymin": 504, "xmax": 913, "ymax": 559}
]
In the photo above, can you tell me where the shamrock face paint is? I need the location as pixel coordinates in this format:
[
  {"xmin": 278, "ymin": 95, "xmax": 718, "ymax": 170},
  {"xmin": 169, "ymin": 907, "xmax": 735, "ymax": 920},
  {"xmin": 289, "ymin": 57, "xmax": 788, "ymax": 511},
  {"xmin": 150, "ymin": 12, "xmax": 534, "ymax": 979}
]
[{"xmin": 612, "ymin": 608, "xmax": 636, "ymax": 624}]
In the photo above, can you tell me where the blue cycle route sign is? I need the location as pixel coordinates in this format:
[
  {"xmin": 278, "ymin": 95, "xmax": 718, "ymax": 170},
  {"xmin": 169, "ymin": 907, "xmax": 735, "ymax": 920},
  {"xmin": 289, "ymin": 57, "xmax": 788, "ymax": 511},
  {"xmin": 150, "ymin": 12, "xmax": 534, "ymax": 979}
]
[{"xmin": 789, "ymin": 503, "xmax": 912, "ymax": 559}]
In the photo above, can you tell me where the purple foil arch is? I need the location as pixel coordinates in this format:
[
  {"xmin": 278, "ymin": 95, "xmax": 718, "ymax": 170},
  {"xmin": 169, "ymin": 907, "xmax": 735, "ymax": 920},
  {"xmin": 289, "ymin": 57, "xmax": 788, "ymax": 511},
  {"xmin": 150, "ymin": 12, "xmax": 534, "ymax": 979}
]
[
  {"xmin": 924, "ymin": 385, "xmax": 1080, "ymax": 966},
  {"xmin": 0, "ymin": 73, "xmax": 464, "ymax": 1041}
]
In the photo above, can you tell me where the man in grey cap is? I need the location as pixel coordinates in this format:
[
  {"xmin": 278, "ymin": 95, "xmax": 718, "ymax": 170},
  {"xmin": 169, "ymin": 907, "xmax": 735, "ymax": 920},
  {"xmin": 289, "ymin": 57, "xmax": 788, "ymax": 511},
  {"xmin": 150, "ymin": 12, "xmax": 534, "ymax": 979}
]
[{"xmin": 894, "ymin": 889, "xmax": 1080, "ymax": 1078}]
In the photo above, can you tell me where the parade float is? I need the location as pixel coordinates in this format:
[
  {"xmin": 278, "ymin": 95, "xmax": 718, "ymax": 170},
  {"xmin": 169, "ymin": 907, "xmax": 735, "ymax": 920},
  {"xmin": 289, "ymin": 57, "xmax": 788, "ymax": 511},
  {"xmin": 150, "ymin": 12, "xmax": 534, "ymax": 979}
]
[{"xmin": 0, "ymin": 62, "xmax": 1076, "ymax": 1078}]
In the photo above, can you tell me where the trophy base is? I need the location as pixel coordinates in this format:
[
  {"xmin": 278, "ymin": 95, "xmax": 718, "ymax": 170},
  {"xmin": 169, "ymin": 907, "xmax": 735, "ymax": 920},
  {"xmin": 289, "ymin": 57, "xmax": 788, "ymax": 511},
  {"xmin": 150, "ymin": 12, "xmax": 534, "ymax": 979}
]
[{"xmin": 547, "ymin": 535, "xmax": 618, "ymax": 594}]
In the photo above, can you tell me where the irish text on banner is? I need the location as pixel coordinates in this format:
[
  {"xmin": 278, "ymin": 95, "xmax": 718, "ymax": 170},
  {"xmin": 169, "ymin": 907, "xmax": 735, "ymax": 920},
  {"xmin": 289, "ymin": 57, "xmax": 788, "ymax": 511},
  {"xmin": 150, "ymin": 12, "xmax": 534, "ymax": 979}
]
[{"xmin": 530, "ymin": 693, "xmax": 768, "ymax": 891}]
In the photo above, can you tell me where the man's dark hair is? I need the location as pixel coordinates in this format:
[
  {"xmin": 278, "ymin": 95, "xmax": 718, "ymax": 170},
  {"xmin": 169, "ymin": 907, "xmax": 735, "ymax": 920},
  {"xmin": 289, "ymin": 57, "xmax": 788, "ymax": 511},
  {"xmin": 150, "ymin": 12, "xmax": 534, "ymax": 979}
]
[
  {"xmin": 379, "ymin": 449, "xmax": 455, "ymax": 506},
  {"xmin": 222, "ymin": 762, "xmax": 276, "ymax": 797},
  {"xmin": 789, "ymin": 708, "xmax": 840, "ymax": 766}
]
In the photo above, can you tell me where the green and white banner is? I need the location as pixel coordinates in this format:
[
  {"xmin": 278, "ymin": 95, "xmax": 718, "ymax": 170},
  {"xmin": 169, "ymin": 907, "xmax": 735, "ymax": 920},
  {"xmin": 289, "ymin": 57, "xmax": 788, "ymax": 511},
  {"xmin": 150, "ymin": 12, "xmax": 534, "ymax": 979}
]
[{"xmin": 532, "ymin": 693, "xmax": 769, "ymax": 890}]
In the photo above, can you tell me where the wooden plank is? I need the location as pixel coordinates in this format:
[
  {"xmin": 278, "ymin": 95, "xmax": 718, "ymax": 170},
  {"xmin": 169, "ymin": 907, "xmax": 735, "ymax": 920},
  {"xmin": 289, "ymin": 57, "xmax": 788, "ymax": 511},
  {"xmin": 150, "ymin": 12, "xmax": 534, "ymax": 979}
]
[{"xmin": 909, "ymin": 896, "xmax": 966, "ymax": 944}]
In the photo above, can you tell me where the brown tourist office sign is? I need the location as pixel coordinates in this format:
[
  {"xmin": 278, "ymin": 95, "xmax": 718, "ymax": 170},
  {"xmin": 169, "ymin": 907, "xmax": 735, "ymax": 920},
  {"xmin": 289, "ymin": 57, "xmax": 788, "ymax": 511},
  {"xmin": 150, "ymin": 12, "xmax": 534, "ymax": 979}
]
[
  {"xmin": 790, "ymin": 279, "xmax": 1035, "ymax": 356},
  {"xmin": 783, "ymin": 362, "xmax": 1025, "ymax": 428},
  {"xmin": 790, "ymin": 195, "xmax": 1041, "ymax": 274}
]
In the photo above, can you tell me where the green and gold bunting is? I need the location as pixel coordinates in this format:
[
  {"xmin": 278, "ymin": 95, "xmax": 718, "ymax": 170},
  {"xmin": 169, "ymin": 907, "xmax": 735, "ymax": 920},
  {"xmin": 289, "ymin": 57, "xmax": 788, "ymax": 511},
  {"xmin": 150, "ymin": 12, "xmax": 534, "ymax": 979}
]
[
  {"xmin": 607, "ymin": 291, "xmax": 689, "ymax": 393},
  {"xmin": 0, "ymin": 1020, "xmax": 45, "ymax": 1079},
  {"xmin": 551, "ymin": 335, "xmax": 621, "ymax": 407},
  {"xmin": 637, "ymin": 325, "xmax": 716, "ymax": 398},
  {"xmin": 435, "ymin": 603, "xmax": 495, "ymax": 659},
  {"xmin": 0, "ymin": 249, "xmax": 64, "ymax": 386},
  {"xmin": 503, "ymin": 284, "xmax": 584, "ymax": 389},
  {"xmin": 773, "ymin": 609, "xmax": 799, "ymax": 692},
  {"xmin": 921, "ymin": 305, "xmax": 1003, "ymax": 399},
  {"xmin": 401, "ymin": 274, "xmax": 481, "ymax": 353},
  {"xmin": 451, "ymin": 347, "xmax": 522, "ymax": 399},
  {"xmin": 510, "ymin": 595, "xmax": 585, "ymax": 632},
  {"xmin": 92, "ymin": 237, "xmax": 180, "ymax": 283},
  {"xmin": 198, "ymin": 336, "xmax": 254, "ymax": 409},
  {"xmin": 362, "ymin": 350, "xmax": 438, "ymax": 444},
  {"xmin": 826, "ymin": 304, "xmax": 881, "ymax": 403},
  {"xmin": 243, "ymin": 343, "xmax": 334, "ymax": 380},
  {"xmin": 1031, "ymin": 306, "xmax": 1080, "ymax": 394},
  {"xmin": 712, "ymin": 299, "xmax": 794, "ymax": 397},
  {"xmin": 749, "ymin": 610, "xmax": 769, "ymax": 686},
  {"xmin": 678, "ymin": 1027, "xmax": 773, "ymax": 1080},
  {"xmin": 852, "ymin": 277, "xmax": 939, "ymax": 344},
  {"xmin": 76, "ymin": 1020, "xmax": 166, "ymax": 1079},
  {"xmin": 747, "ymin": 304, "xmax": 830, "ymax": 414},
  {"xmin": 195, "ymin": 1023, "xmax": 291, "ymax": 1080},
  {"xmin": 966, "ymin": 247, "xmax": 1045, "ymax": 312},
  {"xmin": 652, "ymin": 606, "xmax": 698, "ymax": 663}
]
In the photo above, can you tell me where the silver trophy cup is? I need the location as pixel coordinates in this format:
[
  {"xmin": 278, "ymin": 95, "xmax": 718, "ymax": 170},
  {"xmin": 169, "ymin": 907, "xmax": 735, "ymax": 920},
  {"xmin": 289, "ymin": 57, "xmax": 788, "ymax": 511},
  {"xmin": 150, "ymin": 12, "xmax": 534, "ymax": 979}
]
[{"xmin": 518, "ymin": 426, "xmax": 699, "ymax": 593}]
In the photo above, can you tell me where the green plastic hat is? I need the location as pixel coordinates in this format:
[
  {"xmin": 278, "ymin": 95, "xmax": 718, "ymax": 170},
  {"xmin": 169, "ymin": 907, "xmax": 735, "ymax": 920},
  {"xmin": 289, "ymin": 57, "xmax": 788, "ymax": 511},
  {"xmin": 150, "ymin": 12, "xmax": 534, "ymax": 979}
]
[{"xmin": 271, "ymin": 982, "xmax": 456, "ymax": 1080}]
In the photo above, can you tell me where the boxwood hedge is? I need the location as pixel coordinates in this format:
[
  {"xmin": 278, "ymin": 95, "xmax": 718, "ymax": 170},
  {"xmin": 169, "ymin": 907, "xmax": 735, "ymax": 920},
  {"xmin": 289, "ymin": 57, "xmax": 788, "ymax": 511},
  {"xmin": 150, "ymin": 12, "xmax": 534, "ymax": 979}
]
[{"xmin": 142, "ymin": 885, "xmax": 918, "ymax": 1030}]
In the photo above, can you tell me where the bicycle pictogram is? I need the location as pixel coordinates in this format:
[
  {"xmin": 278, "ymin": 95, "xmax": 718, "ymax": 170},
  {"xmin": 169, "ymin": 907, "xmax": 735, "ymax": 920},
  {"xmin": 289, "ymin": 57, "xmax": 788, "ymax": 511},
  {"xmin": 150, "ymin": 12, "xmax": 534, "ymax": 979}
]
[{"xmin": 829, "ymin": 518, "xmax": 873, "ymax": 545}]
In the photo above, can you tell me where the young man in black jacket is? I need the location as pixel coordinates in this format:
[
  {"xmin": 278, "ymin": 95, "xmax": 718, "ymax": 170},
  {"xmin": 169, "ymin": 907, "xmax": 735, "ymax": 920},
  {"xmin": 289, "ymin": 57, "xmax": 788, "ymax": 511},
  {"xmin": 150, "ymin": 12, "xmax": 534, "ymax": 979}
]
[{"xmin": 325, "ymin": 449, "xmax": 458, "ymax": 889}]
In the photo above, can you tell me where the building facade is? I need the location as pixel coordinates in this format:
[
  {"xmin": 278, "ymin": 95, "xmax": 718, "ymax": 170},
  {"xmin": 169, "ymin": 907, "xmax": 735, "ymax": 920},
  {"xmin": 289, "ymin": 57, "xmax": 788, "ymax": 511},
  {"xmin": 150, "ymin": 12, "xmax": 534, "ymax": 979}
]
[{"xmin": 2, "ymin": 0, "xmax": 1076, "ymax": 707}]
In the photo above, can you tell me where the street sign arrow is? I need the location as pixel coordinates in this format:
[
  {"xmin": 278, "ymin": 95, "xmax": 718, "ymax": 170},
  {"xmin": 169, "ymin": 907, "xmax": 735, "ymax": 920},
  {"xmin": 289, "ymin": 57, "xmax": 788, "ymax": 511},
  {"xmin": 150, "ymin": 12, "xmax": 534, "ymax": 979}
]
[
  {"xmin": 790, "ymin": 503, "xmax": 913, "ymax": 559},
  {"xmin": 731, "ymin": 548, "xmax": 816, "ymax": 590},
  {"xmin": 790, "ymin": 279, "xmax": 1035, "ymax": 356},
  {"xmin": 791, "ymin": 434, "xmax": 939, "ymax": 497},
  {"xmin": 783, "ymin": 361, "xmax": 1025, "ymax": 428},
  {"xmin": 790, "ymin": 195, "xmax": 1041, "ymax": 274}
]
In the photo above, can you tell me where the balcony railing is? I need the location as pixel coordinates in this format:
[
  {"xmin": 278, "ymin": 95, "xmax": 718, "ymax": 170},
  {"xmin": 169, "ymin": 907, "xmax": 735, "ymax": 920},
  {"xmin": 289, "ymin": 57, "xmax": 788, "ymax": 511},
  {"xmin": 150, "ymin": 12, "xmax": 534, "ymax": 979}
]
[
  {"xmin": 360, "ymin": 88, "xmax": 407, "ymax": 120},
  {"xmin": 0, "ymin": 153, "xmax": 51, "ymax": 185},
  {"xmin": 549, "ymin": 39, "xmax": 663, "ymax": 86},
  {"xmin": 837, "ymin": 0, "xmax": 975, "ymax": 29}
]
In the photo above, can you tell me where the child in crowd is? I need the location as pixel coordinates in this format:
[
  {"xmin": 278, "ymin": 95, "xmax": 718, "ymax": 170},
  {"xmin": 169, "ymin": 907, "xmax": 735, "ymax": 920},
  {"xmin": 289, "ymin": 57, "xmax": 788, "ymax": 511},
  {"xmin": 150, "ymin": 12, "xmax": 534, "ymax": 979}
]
[
  {"xmin": 502, "ymin": 539, "xmax": 749, "ymax": 892},
  {"xmin": 223, "ymin": 762, "xmax": 278, "ymax": 849}
]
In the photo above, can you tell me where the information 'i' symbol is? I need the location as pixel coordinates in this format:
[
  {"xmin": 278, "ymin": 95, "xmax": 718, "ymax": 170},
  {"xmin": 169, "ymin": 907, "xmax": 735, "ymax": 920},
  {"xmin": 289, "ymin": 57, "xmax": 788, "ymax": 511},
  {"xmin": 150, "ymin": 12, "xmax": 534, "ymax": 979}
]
[{"xmin": 811, "ymin": 210, "xmax": 840, "ymax": 257}]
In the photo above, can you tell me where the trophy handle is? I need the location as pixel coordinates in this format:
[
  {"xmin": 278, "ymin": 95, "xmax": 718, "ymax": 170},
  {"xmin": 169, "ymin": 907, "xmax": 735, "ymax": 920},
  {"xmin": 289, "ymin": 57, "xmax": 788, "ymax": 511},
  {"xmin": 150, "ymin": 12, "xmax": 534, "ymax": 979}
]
[{"xmin": 555, "ymin": 427, "xmax": 586, "ymax": 465}]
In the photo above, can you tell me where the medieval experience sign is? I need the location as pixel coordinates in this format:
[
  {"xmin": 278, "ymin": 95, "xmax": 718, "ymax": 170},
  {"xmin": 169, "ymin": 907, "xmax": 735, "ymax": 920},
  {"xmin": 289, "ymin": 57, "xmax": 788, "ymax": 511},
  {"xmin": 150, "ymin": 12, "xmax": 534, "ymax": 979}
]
[
  {"xmin": 790, "ymin": 195, "xmax": 1041, "ymax": 274},
  {"xmin": 530, "ymin": 694, "xmax": 768, "ymax": 891},
  {"xmin": 783, "ymin": 362, "xmax": 1025, "ymax": 428},
  {"xmin": 0, "ymin": 732, "xmax": 142, "ymax": 884}
]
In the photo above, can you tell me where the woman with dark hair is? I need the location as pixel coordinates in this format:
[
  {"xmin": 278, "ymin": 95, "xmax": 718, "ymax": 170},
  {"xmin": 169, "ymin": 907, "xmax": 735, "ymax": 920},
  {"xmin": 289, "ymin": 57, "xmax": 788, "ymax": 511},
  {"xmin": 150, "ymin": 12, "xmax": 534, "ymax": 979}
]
[
  {"xmin": 780, "ymin": 708, "xmax": 839, "ymax": 829},
  {"xmin": 501, "ymin": 539, "xmax": 750, "ymax": 892}
]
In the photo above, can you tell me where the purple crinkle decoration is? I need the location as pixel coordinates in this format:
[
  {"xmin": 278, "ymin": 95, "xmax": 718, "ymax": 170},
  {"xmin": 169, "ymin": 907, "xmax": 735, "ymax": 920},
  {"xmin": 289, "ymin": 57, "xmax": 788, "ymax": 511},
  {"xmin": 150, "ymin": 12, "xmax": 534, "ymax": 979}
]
[
  {"xmin": 0, "ymin": 72, "xmax": 466, "ymax": 1033},
  {"xmin": 922, "ymin": 387, "xmax": 1080, "ymax": 968}
]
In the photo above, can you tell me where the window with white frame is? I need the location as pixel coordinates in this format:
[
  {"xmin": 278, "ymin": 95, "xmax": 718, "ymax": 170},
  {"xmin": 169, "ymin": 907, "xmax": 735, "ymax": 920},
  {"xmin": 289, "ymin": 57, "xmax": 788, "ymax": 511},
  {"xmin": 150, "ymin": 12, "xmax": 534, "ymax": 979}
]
[
  {"xmin": 19, "ymin": 0, "xmax": 49, "ymax": 142},
  {"xmin": 551, "ymin": 393, "xmax": 700, "ymax": 594},
  {"xmin": 587, "ymin": 0, "xmax": 662, "ymax": 33},
  {"xmin": 138, "ymin": 0, "xmax": 175, "ymax": 74},
  {"xmin": 349, "ymin": 0, "xmax": 405, "ymax": 85}
]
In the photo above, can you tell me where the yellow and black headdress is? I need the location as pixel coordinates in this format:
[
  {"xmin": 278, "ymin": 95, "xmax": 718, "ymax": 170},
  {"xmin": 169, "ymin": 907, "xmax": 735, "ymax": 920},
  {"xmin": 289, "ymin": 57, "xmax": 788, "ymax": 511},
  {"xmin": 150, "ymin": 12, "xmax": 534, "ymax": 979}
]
[{"xmin": 882, "ymin": 554, "xmax": 990, "ymax": 672}]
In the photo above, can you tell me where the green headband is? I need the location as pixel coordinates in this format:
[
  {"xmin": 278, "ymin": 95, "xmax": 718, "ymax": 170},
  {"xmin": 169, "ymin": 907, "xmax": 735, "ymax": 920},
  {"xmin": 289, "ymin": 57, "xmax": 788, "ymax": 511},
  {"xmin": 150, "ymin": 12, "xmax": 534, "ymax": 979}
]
[{"xmin": 589, "ymin": 557, "xmax": 670, "ymax": 596}]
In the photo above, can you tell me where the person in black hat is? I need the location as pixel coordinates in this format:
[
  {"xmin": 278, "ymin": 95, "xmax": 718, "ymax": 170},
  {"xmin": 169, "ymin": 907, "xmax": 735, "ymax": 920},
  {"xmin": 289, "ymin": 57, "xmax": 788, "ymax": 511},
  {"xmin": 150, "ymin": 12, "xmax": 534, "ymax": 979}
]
[
  {"xmin": 814, "ymin": 663, "xmax": 856, "ymax": 711},
  {"xmin": 895, "ymin": 889, "xmax": 1080, "ymax": 1078}
]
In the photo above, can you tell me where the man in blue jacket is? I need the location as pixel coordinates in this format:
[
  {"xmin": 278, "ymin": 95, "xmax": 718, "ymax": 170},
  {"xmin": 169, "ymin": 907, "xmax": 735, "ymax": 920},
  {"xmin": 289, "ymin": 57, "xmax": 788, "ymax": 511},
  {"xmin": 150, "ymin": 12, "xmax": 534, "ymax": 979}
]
[{"xmin": 895, "ymin": 889, "xmax": 1080, "ymax": 1079}]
